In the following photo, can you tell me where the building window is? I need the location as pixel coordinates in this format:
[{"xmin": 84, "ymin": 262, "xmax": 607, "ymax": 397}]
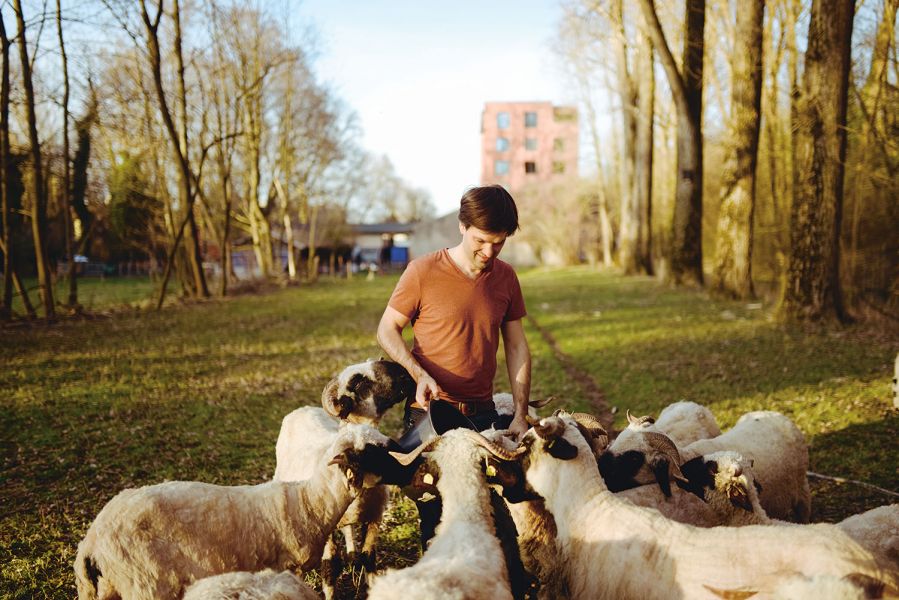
[
  {"xmin": 525, "ymin": 138, "xmax": 538, "ymax": 151},
  {"xmin": 497, "ymin": 112, "xmax": 510, "ymax": 129},
  {"xmin": 525, "ymin": 161, "xmax": 537, "ymax": 174},
  {"xmin": 496, "ymin": 137, "xmax": 510, "ymax": 152},
  {"xmin": 553, "ymin": 138, "xmax": 565, "ymax": 152},
  {"xmin": 524, "ymin": 112, "xmax": 538, "ymax": 127},
  {"xmin": 495, "ymin": 160, "xmax": 509, "ymax": 176},
  {"xmin": 552, "ymin": 161, "xmax": 566, "ymax": 174}
]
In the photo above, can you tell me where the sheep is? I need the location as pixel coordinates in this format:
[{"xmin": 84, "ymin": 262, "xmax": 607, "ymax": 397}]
[
  {"xmin": 598, "ymin": 410, "xmax": 688, "ymax": 497},
  {"xmin": 274, "ymin": 406, "xmax": 391, "ymax": 599},
  {"xmin": 614, "ymin": 450, "xmax": 766, "ymax": 527},
  {"xmin": 654, "ymin": 400, "xmax": 722, "ymax": 447},
  {"xmin": 681, "ymin": 410, "xmax": 812, "ymax": 523},
  {"xmin": 320, "ymin": 359, "xmax": 416, "ymax": 424},
  {"xmin": 492, "ymin": 392, "xmax": 554, "ymax": 419},
  {"xmin": 366, "ymin": 428, "xmax": 529, "ymax": 600},
  {"xmin": 182, "ymin": 569, "xmax": 318, "ymax": 600},
  {"xmin": 508, "ymin": 414, "xmax": 898, "ymax": 600},
  {"xmin": 73, "ymin": 423, "xmax": 398, "ymax": 600}
]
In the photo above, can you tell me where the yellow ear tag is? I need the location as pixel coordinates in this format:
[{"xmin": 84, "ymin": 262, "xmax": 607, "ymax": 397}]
[
  {"xmin": 547, "ymin": 441, "xmax": 556, "ymax": 449},
  {"xmin": 422, "ymin": 473, "xmax": 434, "ymax": 485},
  {"xmin": 346, "ymin": 469, "xmax": 354, "ymax": 480},
  {"xmin": 486, "ymin": 464, "xmax": 497, "ymax": 477}
]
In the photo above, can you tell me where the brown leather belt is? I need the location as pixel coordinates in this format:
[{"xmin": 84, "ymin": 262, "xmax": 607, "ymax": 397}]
[{"xmin": 410, "ymin": 399, "xmax": 492, "ymax": 416}]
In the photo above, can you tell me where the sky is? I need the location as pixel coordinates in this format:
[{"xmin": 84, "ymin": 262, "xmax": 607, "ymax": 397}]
[{"xmin": 296, "ymin": 0, "xmax": 577, "ymax": 217}]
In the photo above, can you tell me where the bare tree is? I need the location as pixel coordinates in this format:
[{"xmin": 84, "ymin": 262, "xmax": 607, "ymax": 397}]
[
  {"xmin": 638, "ymin": 0, "xmax": 705, "ymax": 286},
  {"xmin": 779, "ymin": 0, "xmax": 856, "ymax": 321},
  {"xmin": 711, "ymin": 0, "xmax": 765, "ymax": 299},
  {"xmin": 13, "ymin": 0, "xmax": 55, "ymax": 318},
  {"xmin": 56, "ymin": 0, "xmax": 78, "ymax": 308},
  {"xmin": 0, "ymin": 9, "xmax": 12, "ymax": 320}
]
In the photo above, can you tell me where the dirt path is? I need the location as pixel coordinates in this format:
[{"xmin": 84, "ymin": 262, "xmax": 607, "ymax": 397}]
[{"xmin": 528, "ymin": 314, "xmax": 616, "ymax": 432}]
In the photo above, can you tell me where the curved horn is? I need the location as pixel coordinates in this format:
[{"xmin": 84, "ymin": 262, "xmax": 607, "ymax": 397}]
[
  {"xmin": 644, "ymin": 431, "xmax": 687, "ymax": 482},
  {"xmin": 570, "ymin": 412, "xmax": 608, "ymax": 437},
  {"xmin": 533, "ymin": 416, "xmax": 566, "ymax": 440},
  {"xmin": 388, "ymin": 438, "xmax": 439, "ymax": 466},
  {"xmin": 457, "ymin": 429, "xmax": 526, "ymax": 461},
  {"xmin": 626, "ymin": 409, "xmax": 655, "ymax": 426},
  {"xmin": 525, "ymin": 414, "xmax": 541, "ymax": 427},
  {"xmin": 528, "ymin": 395, "xmax": 555, "ymax": 409}
]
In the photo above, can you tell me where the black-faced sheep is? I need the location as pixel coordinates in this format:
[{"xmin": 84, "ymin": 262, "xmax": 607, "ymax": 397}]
[
  {"xmin": 320, "ymin": 359, "xmax": 416, "ymax": 424},
  {"xmin": 366, "ymin": 429, "xmax": 529, "ymax": 600},
  {"xmin": 508, "ymin": 414, "xmax": 897, "ymax": 600},
  {"xmin": 74, "ymin": 423, "xmax": 400, "ymax": 600}
]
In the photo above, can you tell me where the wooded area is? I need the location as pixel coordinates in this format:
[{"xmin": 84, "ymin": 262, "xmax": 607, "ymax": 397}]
[
  {"xmin": 554, "ymin": 0, "xmax": 897, "ymax": 322},
  {"xmin": 0, "ymin": 0, "xmax": 896, "ymax": 324}
]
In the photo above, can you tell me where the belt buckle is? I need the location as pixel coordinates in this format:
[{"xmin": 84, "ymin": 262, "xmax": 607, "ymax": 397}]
[{"xmin": 458, "ymin": 402, "xmax": 478, "ymax": 416}]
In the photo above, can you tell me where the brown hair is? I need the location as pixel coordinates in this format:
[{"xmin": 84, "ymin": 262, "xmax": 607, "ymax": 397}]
[{"xmin": 458, "ymin": 185, "xmax": 520, "ymax": 236}]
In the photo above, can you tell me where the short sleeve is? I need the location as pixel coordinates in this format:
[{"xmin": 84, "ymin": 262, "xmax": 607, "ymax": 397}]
[
  {"xmin": 388, "ymin": 261, "xmax": 422, "ymax": 320},
  {"xmin": 504, "ymin": 271, "xmax": 527, "ymax": 322}
]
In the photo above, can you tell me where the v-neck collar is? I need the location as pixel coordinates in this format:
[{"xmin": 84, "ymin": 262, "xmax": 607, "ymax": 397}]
[{"xmin": 442, "ymin": 248, "xmax": 492, "ymax": 282}]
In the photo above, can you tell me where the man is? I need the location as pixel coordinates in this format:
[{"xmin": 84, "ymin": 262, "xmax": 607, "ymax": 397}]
[{"xmin": 377, "ymin": 185, "xmax": 532, "ymax": 441}]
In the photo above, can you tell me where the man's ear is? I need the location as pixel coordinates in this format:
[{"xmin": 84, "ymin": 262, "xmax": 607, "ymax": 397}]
[{"xmin": 458, "ymin": 221, "xmax": 467, "ymax": 236}]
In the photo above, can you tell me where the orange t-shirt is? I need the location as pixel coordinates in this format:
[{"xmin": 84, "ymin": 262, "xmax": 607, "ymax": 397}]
[{"xmin": 388, "ymin": 249, "xmax": 527, "ymax": 404}]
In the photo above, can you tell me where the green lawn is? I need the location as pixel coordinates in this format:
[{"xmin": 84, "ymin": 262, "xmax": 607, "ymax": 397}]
[{"xmin": 2, "ymin": 267, "xmax": 896, "ymax": 598}]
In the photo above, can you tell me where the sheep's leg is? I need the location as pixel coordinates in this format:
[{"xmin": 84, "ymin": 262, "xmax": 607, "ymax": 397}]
[
  {"xmin": 321, "ymin": 535, "xmax": 340, "ymax": 600},
  {"xmin": 360, "ymin": 519, "xmax": 380, "ymax": 585},
  {"xmin": 342, "ymin": 524, "xmax": 357, "ymax": 566}
]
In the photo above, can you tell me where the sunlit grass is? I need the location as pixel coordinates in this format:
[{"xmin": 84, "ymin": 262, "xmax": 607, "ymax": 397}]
[{"xmin": 2, "ymin": 267, "xmax": 896, "ymax": 598}]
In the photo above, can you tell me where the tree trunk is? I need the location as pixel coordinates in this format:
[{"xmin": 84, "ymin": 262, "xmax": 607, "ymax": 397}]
[
  {"xmin": 712, "ymin": 0, "xmax": 765, "ymax": 299},
  {"xmin": 13, "ymin": 0, "xmax": 55, "ymax": 319},
  {"xmin": 638, "ymin": 0, "xmax": 705, "ymax": 286},
  {"xmin": 779, "ymin": 0, "xmax": 855, "ymax": 322},
  {"xmin": 612, "ymin": 0, "xmax": 640, "ymax": 273},
  {"xmin": 635, "ymin": 29, "xmax": 655, "ymax": 275},
  {"xmin": 56, "ymin": 0, "xmax": 78, "ymax": 309},
  {"xmin": 172, "ymin": 0, "xmax": 208, "ymax": 298},
  {"xmin": 0, "ymin": 11, "xmax": 11, "ymax": 320}
]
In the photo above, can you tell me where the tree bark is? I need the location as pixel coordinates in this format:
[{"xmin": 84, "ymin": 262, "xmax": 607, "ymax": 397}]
[
  {"xmin": 0, "ymin": 11, "xmax": 12, "ymax": 320},
  {"xmin": 635, "ymin": 28, "xmax": 655, "ymax": 275},
  {"xmin": 779, "ymin": 0, "xmax": 855, "ymax": 322},
  {"xmin": 612, "ymin": 0, "xmax": 640, "ymax": 273},
  {"xmin": 13, "ymin": 0, "xmax": 55, "ymax": 318},
  {"xmin": 56, "ymin": 0, "xmax": 78, "ymax": 309},
  {"xmin": 712, "ymin": 0, "xmax": 765, "ymax": 299},
  {"xmin": 638, "ymin": 0, "xmax": 705, "ymax": 286}
]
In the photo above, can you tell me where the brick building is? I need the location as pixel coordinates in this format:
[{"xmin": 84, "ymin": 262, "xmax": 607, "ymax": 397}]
[{"xmin": 480, "ymin": 101, "xmax": 578, "ymax": 194}]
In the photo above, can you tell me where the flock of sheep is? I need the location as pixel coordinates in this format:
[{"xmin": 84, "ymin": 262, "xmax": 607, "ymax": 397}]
[{"xmin": 73, "ymin": 358, "xmax": 899, "ymax": 599}]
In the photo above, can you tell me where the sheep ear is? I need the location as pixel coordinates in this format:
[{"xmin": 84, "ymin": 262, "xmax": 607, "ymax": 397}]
[
  {"xmin": 727, "ymin": 481, "xmax": 753, "ymax": 512},
  {"xmin": 651, "ymin": 457, "xmax": 674, "ymax": 498}
]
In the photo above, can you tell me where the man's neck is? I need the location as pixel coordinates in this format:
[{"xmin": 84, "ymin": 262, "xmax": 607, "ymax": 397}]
[{"xmin": 447, "ymin": 245, "xmax": 482, "ymax": 279}]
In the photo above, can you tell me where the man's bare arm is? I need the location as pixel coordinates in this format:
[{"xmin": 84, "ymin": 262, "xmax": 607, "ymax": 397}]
[
  {"xmin": 501, "ymin": 318, "xmax": 531, "ymax": 439},
  {"xmin": 377, "ymin": 306, "xmax": 440, "ymax": 406}
]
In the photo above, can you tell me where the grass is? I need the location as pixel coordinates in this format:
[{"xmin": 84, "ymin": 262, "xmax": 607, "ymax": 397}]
[
  {"xmin": 2, "ymin": 267, "xmax": 897, "ymax": 598},
  {"xmin": 12, "ymin": 276, "xmax": 157, "ymax": 315}
]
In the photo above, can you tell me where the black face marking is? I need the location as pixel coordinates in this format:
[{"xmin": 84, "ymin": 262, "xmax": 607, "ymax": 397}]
[
  {"xmin": 489, "ymin": 488, "xmax": 535, "ymax": 600},
  {"xmin": 546, "ymin": 437, "xmax": 579, "ymax": 461},
  {"xmin": 598, "ymin": 450, "xmax": 646, "ymax": 492},
  {"xmin": 485, "ymin": 457, "xmax": 537, "ymax": 504},
  {"xmin": 371, "ymin": 361, "xmax": 416, "ymax": 413},
  {"xmin": 677, "ymin": 456, "xmax": 716, "ymax": 501}
]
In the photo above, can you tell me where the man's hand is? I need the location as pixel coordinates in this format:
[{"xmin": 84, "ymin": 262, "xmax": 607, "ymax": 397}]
[
  {"xmin": 416, "ymin": 373, "xmax": 441, "ymax": 407},
  {"xmin": 508, "ymin": 412, "xmax": 529, "ymax": 441}
]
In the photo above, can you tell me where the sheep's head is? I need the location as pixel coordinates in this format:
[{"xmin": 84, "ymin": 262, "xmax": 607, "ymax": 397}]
[
  {"xmin": 321, "ymin": 359, "xmax": 416, "ymax": 424},
  {"xmin": 599, "ymin": 415, "xmax": 687, "ymax": 497},
  {"xmin": 679, "ymin": 451, "xmax": 762, "ymax": 512},
  {"xmin": 327, "ymin": 423, "xmax": 406, "ymax": 491}
]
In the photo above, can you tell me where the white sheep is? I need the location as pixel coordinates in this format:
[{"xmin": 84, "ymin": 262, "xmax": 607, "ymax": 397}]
[
  {"xmin": 681, "ymin": 410, "xmax": 812, "ymax": 522},
  {"xmin": 320, "ymin": 359, "xmax": 416, "ymax": 424},
  {"xmin": 182, "ymin": 569, "xmax": 318, "ymax": 600},
  {"xmin": 510, "ymin": 414, "xmax": 898, "ymax": 600},
  {"xmin": 74, "ymin": 423, "xmax": 392, "ymax": 600},
  {"xmin": 366, "ymin": 429, "xmax": 527, "ymax": 600},
  {"xmin": 274, "ymin": 406, "xmax": 389, "ymax": 599},
  {"xmin": 654, "ymin": 400, "xmax": 722, "ymax": 447}
]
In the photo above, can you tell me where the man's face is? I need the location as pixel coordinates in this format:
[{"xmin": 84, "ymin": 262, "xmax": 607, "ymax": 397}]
[{"xmin": 460, "ymin": 224, "xmax": 507, "ymax": 270}]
